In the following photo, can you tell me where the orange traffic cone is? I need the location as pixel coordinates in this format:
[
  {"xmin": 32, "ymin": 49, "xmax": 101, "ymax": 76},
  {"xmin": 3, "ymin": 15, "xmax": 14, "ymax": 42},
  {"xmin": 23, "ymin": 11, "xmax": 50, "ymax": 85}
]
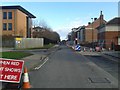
[{"xmin": 22, "ymin": 67, "xmax": 31, "ymax": 89}]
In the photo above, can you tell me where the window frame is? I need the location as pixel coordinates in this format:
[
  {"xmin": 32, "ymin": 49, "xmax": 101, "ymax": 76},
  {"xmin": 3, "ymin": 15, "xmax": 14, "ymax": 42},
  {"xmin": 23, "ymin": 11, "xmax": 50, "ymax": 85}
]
[
  {"xmin": 8, "ymin": 12, "xmax": 12, "ymax": 19},
  {"xmin": 3, "ymin": 23, "xmax": 7, "ymax": 30},
  {"xmin": 8, "ymin": 23, "xmax": 12, "ymax": 30},
  {"xmin": 3, "ymin": 12, "xmax": 7, "ymax": 19}
]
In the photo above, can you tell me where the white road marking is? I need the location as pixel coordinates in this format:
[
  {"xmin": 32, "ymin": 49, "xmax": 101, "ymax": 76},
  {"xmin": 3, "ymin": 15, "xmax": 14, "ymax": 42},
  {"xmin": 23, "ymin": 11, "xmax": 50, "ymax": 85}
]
[{"xmin": 34, "ymin": 57, "xmax": 49, "ymax": 70}]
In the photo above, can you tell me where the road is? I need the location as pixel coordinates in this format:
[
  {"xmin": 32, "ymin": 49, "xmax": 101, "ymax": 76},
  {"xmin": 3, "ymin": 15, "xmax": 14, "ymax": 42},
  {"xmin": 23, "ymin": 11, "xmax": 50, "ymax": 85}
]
[
  {"xmin": 81, "ymin": 53, "xmax": 119, "ymax": 79},
  {"xmin": 29, "ymin": 45, "xmax": 118, "ymax": 88}
]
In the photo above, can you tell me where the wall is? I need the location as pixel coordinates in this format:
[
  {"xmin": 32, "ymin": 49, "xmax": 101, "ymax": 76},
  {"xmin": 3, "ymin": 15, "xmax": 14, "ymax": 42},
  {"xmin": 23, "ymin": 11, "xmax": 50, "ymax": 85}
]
[
  {"xmin": 85, "ymin": 29, "xmax": 98, "ymax": 43},
  {"xmin": 97, "ymin": 25, "xmax": 120, "ymax": 50},
  {"xmin": 15, "ymin": 38, "xmax": 44, "ymax": 49},
  {"xmin": 16, "ymin": 10, "xmax": 27, "ymax": 37},
  {"xmin": 106, "ymin": 25, "xmax": 120, "ymax": 32},
  {"xmin": 105, "ymin": 31, "xmax": 119, "ymax": 50},
  {"xmin": 26, "ymin": 18, "xmax": 32, "ymax": 38},
  {"xmin": 2, "ymin": 36, "xmax": 15, "ymax": 47},
  {"xmin": 2, "ymin": 9, "xmax": 15, "ymax": 36},
  {"xmin": 84, "ymin": 17, "xmax": 106, "ymax": 43},
  {"xmin": 1, "ymin": 9, "xmax": 28, "ymax": 38}
]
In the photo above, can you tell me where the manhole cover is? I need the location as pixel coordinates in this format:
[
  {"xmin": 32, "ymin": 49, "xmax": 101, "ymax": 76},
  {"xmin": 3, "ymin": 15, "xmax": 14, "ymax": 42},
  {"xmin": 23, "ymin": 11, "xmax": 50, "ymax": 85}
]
[{"xmin": 88, "ymin": 77, "xmax": 111, "ymax": 83}]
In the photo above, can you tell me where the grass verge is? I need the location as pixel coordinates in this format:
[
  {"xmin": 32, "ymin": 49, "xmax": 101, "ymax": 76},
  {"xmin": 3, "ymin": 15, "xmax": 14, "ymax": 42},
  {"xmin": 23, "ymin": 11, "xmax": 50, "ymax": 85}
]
[{"xmin": 0, "ymin": 51, "xmax": 33, "ymax": 59}]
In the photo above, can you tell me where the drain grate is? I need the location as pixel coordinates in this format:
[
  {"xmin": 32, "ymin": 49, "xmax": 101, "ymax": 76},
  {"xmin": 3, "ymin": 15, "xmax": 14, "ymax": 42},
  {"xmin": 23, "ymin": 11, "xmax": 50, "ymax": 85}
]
[{"xmin": 88, "ymin": 77, "xmax": 111, "ymax": 83}]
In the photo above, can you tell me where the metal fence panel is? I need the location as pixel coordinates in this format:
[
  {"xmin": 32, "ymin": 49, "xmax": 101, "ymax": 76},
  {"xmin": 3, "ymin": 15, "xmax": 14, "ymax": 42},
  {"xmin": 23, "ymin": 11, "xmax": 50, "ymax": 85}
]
[{"xmin": 15, "ymin": 38, "xmax": 43, "ymax": 49}]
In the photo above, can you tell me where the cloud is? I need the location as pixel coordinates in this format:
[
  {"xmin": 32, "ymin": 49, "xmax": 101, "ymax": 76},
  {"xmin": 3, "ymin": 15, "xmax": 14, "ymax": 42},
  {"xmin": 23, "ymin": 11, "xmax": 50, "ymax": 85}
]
[{"xmin": 54, "ymin": 17, "xmax": 88, "ymax": 40}]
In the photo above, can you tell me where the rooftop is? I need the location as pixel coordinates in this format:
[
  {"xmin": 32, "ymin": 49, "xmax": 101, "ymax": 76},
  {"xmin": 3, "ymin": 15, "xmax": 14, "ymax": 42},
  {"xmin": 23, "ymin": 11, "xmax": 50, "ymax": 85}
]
[
  {"xmin": 106, "ymin": 17, "xmax": 120, "ymax": 25},
  {"xmin": 1, "ymin": 5, "xmax": 36, "ymax": 18}
]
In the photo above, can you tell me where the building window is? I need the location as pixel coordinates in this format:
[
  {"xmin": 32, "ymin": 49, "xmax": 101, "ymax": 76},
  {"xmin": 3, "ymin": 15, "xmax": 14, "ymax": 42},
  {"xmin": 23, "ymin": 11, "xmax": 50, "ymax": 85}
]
[
  {"xmin": 8, "ymin": 12, "xmax": 12, "ymax": 19},
  {"xmin": 3, "ymin": 23, "xmax": 7, "ymax": 30},
  {"xmin": 3, "ymin": 12, "xmax": 7, "ymax": 19},
  {"xmin": 8, "ymin": 23, "xmax": 12, "ymax": 30}
]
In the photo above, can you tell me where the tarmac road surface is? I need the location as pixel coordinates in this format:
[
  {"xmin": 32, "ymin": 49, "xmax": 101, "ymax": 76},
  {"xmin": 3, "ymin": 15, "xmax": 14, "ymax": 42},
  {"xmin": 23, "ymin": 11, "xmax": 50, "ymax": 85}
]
[{"xmin": 29, "ymin": 45, "xmax": 118, "ymax": 88}]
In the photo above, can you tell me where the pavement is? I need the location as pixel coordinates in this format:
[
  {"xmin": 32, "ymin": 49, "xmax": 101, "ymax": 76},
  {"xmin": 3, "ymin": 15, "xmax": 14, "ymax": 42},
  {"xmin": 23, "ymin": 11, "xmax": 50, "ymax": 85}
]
[
  {"xmin": 0, "ymin": 45, "xmax": 60, "ymax": 72},
  {"xmin": 101, "ymin": 50, "xmax": 120, "ymax": 59},
  {"xmin": 22, "ymin": 54, "xmax": 47, "ymax": 72},
  {"xmin": 0, "ymin": 45, "xmax": 60, "ymax": 89},
  {"xmin": 74, "ymin": 46, "xmax": 120, "ymax": 60}
]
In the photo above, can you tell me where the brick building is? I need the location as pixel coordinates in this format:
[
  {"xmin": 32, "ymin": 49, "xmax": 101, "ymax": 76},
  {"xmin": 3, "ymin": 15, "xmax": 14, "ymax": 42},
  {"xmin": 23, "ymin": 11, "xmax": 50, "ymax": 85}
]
[
  {"xmin": 0, "ymin": 5, "xmax": 36, "ymax": 38},
  {"xmin": 97, "ymin": 17, "xmax": 120, "ymax": 50},
  {"xmin": 83, "ymin": 11, "xmax": 106, "ymax": 43}
]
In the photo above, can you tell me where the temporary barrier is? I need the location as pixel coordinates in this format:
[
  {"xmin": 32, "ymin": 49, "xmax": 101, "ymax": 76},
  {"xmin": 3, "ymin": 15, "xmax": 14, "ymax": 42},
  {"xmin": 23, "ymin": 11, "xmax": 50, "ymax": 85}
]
[
  {"xmin": 22, "ymin": 67, "xmax": 31, "ymax": 89},
  {"xmin": 75, "ymin": 45, "xmax": 81, "ymax": 51}
]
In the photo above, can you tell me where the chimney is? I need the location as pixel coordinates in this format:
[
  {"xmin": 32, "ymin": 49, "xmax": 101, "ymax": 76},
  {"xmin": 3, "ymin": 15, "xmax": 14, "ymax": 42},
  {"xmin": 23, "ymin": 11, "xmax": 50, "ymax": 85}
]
[
  {"xmin": 94, "ymin": 18, "xmax": 97, "ymax": 21},
  {"xmin": 100, "ymin": 11, "xmax": 104, "ymax": 25},
  {"xmin": 88, "ymin": 22, "xmax": 91, "ymax": 25},
  {"xmin": 100, "ymin": 11, "xmax": 103, "ymax": 20}
]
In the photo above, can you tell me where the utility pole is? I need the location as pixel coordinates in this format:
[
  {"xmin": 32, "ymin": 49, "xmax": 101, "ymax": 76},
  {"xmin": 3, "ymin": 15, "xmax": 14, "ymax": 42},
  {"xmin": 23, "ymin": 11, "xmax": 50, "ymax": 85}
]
[{"xmin": 91, "ymin": 18, "xmax": 94, "ymax": 50}]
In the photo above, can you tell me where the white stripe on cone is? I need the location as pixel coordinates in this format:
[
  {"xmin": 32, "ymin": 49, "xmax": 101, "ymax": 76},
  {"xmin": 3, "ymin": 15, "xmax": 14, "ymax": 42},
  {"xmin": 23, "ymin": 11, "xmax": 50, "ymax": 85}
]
[{"xmin": 23, "ymin": 73, "xmax": 29, "ymax": 82}]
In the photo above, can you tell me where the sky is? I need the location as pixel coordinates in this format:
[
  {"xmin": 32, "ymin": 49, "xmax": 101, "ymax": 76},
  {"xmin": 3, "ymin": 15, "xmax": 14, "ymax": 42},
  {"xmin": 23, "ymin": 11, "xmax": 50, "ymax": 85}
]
[{"xmin": 1, "ymin": 2, "xmax": 119, "ymax": 40}]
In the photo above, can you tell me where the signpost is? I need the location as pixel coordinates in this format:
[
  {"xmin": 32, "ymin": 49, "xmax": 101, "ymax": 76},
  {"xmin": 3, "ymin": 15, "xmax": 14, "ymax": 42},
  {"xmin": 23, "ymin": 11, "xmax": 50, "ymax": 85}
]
[{"xmin": 0, "ymin": 58, "xmax": 24, "ymax": 83}]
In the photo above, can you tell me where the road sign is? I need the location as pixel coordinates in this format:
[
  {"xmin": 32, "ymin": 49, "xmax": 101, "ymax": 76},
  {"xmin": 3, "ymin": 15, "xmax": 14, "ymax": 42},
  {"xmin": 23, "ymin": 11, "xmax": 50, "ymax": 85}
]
[
  {"xmin": 0, "ymin": 58, "xmax": 24, "ymax": 83},
  {"xmin": 75, "ymin": 45, "xmax": 81, "ymax": 51}
]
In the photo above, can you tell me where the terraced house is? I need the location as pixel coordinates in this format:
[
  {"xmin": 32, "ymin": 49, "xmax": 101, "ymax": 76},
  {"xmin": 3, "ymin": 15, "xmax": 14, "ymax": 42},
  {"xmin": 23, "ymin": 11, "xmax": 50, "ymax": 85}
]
[
  {"xmin": 0, "ymin": 5, "xmax": 36, "ymax": 38},
  {"xmin": 97, "ymin": 17, "xmax": 120, "ymax": 50}
]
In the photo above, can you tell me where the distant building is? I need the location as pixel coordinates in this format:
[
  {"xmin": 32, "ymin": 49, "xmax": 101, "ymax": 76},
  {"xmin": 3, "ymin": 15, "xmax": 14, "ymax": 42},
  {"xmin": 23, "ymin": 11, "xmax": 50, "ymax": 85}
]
[
  {"xmin": 32, "ymin": 26, "xmax": 45, "ymax": 32},
  {"xmin": 68, "ymin": 11, "xmax": 106, "ymax": 46},
  {"xmin": 0, "ymin": 5, "xmax": 36, "ymax": 38},
  {"xmin": 71, "ymin": 27, "xmax": 80, "ymax": 44},
  {"xmin": 97, "ymin": 17, "xmax": 120, "ymax": 50},
  {"xmin": 83, "ymin": 11, "xmax": 106, "ymax": 43}
]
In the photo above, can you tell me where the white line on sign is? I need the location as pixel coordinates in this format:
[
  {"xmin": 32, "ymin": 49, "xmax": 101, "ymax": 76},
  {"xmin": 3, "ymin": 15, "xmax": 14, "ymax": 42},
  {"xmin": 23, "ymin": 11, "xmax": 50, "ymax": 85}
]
[{"xmin": 0, "ymin": 58, "xmax": 24, "ymax": 83}]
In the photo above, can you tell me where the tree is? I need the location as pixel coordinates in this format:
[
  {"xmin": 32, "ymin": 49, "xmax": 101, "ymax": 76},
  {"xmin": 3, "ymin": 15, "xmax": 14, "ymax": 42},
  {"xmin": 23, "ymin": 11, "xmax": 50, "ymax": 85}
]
[
  {"xmin": 33, "ymin": 19, "xmax": 52, "ymax": 31},
  {"xmin": 32, "ymin": 19, "xmax": 60, "ymax": 43}
]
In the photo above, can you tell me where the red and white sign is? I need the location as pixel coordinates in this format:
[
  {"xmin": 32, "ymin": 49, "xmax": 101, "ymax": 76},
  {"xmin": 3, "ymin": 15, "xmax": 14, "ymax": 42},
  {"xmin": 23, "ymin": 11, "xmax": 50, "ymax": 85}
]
[{"xmin": 0, "ymin": 58, "xmax": 24, "ymax": 83}]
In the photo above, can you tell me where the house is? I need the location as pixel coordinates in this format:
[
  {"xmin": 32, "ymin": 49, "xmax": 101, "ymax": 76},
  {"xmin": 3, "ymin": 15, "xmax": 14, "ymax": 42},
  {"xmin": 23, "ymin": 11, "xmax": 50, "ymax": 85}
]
[
  {"xmin": 71, "ymin": 27, "xmax": 79, "ymax": 44},
  {"xmin": 0, "ymin": 5, "xmax": 36, "ymax": 38},
  {"xmin": 67, "ymin": 11, "xmax": 106, "ymax": 47},
  {"xmin": 83, "ymin": 11, "xmax": 106, "ymax": 44},
  {"xmin": 97, "ymin": 17, "xmax": 120, "ymax": 50}
]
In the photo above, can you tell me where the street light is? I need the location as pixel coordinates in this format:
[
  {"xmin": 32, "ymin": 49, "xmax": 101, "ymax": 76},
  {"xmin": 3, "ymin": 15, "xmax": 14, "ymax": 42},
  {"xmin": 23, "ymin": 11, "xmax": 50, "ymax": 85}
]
[{"xmin": 91, "ymin": 18, "xmax": 94, "ymax": 50}]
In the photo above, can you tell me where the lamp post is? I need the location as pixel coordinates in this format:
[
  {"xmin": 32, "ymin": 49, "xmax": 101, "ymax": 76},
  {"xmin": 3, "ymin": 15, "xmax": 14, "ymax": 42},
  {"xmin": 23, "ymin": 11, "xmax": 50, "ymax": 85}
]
[{"xmin": 91, "ymin": 18, "xmax": 94, "ymax": 50}]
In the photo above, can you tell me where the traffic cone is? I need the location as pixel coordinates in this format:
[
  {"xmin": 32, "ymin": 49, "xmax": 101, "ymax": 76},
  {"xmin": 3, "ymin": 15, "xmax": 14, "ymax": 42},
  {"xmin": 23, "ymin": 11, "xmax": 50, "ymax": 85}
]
[
  {"xmin": 84, "ymin": 48, "xmax": 86, "ymax": 52},
  {"xmin": 22, "ymin": 67, "xmax": 31, "ymax": 89},
  {"xmin": 90, "ymin": 48, "xmax": 92, "ymax": 52}
]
